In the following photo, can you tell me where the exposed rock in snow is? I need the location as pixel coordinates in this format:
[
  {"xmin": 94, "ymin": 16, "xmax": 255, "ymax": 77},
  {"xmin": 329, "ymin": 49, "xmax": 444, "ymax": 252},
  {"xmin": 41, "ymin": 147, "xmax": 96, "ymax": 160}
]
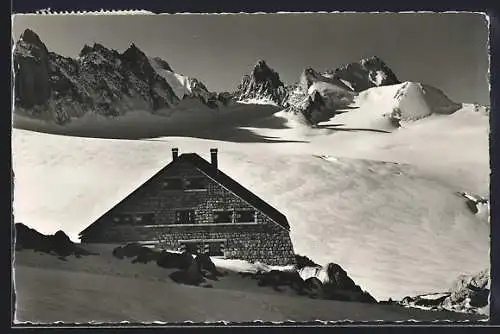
[
  {"xmin": 234, "ymin": 60, "xmax": 288, "ymax": 106},
  {"xmin": 456, "ymin": 192, "xmax": 489, "ymax": 221},
  {"xmin": 331, "ymin": 56, "xmax": 400, "ymax": 92},
  {"xmin": 398, "ymin": 269, "xmax": 490, "ymax": 315},
  {"xmin": 297, "ymin": 263, "xmax": 376, "ymax": 303}
]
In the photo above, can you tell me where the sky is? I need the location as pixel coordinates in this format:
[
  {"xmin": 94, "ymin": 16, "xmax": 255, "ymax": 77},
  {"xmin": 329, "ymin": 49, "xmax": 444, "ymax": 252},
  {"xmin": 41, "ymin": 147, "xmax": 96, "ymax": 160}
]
[{"xmin": 12, "ymin": 12, "xmax": 490, "ymax": 104}]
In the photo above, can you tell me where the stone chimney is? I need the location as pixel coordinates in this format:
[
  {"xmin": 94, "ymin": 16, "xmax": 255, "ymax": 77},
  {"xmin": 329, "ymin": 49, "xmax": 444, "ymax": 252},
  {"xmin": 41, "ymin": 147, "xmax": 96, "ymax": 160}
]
[
  {"xmin": 210, "ymin": 148, "xmax": 218, "ymax": 169},
  {"xmin": 172, "ymin": 148, "xmax": 179, "ymax": 161}
]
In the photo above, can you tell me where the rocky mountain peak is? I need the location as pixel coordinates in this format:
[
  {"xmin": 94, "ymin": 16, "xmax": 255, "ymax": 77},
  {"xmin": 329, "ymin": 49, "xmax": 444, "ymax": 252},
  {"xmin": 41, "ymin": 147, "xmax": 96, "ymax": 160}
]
[
  {"xmin": 14, "ymin": 29, "xmax": 51, "ymax": 109},
  {"xmin": 251, "ymin": 59, "xmax": 282, "ymax": 86},
  {"xmin": 333, "ymin": 56, "xmax": 400, "ymax": 92},
  {"xmin": 234, "ymin": 60, "xmax": 287, "ymax": 106},
  {"xmin": 19, "ymin": 29, "xmax": 48, "ymax": 54},
  {"xmin": 79, "ymin": 43, "xmax": 115, "ymax": 58},
  {"xmin": 121, "ymin": 43, "xmax": 149, "ymax": 64}
]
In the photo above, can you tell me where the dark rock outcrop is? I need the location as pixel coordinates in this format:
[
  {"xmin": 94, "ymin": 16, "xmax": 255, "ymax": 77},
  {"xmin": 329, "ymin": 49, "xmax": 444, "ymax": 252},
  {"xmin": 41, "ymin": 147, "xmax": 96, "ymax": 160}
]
[
  {"xmin": 156, "ymin": 251, "xmax": 194, "ymax": 270},
  {"xmin": 294, "ymin": 254, "xmax": 320, "ymax": 270},
  {"xmin": 398, "ymin": 269, "xmax": 490, "ymax": 315},
  {"xmin": 320, "ymin": 263, "xmax": 377, "ymax": 303},
  {"xmin": 242, "ymin": 261, "xmax": 376, "ymax": 303},
  {"xmin": 169, "ymin": 261, "xmax": 206, "ymax": 285},
  {"xmin": 234, "ymin": 60, "xmax": 288, "ymax": 106},
  {"xmin": 304, "ymin": 277, "xmax": 323, "ymax": 298},
  {"xmin": 14, "ymin": 223, "xmax": 94, "ymax": 258},
  {"xmin": 284, "ymin": 67, "xmax": 356, "ymax": 126}
]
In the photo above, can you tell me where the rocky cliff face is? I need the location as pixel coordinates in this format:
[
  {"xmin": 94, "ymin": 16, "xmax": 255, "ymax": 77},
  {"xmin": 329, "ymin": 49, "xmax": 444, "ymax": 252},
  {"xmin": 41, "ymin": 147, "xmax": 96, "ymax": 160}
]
[{"xmin": 234, "ymin": 60, "xmax": 288, "ymax": 106}]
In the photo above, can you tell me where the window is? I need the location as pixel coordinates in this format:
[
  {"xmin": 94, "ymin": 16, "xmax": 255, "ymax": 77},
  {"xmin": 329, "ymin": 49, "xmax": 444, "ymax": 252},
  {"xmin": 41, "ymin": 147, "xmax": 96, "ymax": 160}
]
[
  {"xmin": 181, "ymin": 241, "xmax": 202, "ymax": 254},
  {"xmin": 112, "ymin": 213, "xmax": 132, "ymax": 224},
  {"xmin": 179, "ymin": 240, "xmax": 225, "ymax": 256},
  {"xmin": 235, "ymin": 210, "xmax": 256, "ymax": 223},
  {"xmin": 161, "ymin": 178, "xmax": 183, "ymax": 190},
  {"xmin": 208, "ymin": 241, "xmax": 225, "ymax": 257},
  {"xmin": 112, "ymin": 213, "xmax": 155, "ymax": 225},
  {"xmin": 213, "ymin": 211, "xmax": 233, "ymax": 223},
  {"xmin": 133, "ymin": 213, "xmax": 155, "ymax": 225},
  {"xmin": 184, "ymin": 178, "xmax": 208, "ymax": 190},
  {"xmin": 175, "ymin": 210, "xmax": 195, "ymax": 224}
]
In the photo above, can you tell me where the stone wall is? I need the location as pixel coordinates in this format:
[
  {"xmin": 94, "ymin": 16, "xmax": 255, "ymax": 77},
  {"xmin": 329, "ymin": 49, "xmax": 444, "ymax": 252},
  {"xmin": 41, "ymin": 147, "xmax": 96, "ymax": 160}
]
[{"xmin": 81, "ymin": 160, "xmax": 296, "ymax": 266}]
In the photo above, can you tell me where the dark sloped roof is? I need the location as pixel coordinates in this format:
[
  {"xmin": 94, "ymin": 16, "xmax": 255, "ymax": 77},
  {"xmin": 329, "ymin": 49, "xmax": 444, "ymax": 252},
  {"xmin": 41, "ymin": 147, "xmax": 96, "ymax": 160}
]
[{"xmin": 80, "ymin": 153, "xmax": 289, "ymax": 236}]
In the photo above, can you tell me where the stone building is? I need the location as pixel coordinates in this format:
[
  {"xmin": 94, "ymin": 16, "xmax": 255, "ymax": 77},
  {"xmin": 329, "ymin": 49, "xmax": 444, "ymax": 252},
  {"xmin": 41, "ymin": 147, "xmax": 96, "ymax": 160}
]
[{"xmin": 79, "ymin": 148, "xmax": 296, "ymax": 265}]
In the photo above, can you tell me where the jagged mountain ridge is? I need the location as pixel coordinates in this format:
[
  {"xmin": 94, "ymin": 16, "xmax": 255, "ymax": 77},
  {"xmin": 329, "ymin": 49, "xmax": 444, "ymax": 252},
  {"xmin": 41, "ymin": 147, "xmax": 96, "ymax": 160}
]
[
  {"xmin": 14, "ymin": 29, "xmax": 462, "ymax": 130},
  {"xmin": 13, "ymin": 29, "xmax": 226, "ymax": 124},
  {"xmin": 330, "ymin": 56, "xmax": 401, "ymax": 92}
]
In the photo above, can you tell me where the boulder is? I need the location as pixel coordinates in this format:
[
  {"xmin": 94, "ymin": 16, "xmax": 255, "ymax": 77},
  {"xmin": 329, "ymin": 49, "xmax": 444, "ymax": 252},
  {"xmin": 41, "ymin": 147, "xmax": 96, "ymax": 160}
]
[
  {"xmin": 169, "ymin": 261, "xmax": 205, "ymax": 286},
  {"xmin": 194, "ymin": 253, "xmax": 220, "ymax": 278},
  {"xmin": 320, "ymin": 263, "xmax": 377, "ymax": 303},
  {"xmin": 156, "ymin": 251, "xmax": 194, "ymax": 270},
  {"xmin": 304, "ymin": 277, "xmax": 323, "ymax": 298}
]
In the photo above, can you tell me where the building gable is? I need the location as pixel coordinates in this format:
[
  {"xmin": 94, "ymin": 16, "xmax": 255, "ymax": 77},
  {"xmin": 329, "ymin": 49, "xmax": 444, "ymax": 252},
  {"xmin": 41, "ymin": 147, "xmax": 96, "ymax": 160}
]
[{"xmin": 79, "ymin": 151, "xmax": 289, "ymax": 237}]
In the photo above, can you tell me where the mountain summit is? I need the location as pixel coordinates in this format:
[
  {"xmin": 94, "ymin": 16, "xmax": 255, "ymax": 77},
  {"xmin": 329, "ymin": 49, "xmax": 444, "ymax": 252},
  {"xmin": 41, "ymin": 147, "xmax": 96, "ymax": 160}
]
[
  {"xmin": 234, "ymin": 60, "xmax": 288, "ymax": 106},
  {"xmin": 330, "ymin": 56, "xmax": 400, "ymax": 92}
]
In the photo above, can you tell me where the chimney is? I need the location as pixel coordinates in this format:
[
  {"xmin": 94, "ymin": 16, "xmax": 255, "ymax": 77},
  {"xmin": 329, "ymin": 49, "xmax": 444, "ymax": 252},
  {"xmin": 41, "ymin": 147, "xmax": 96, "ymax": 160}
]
[
  {"xmin": 210, "ymin": 148, "xmax": 218, "ymax": 169},
  {"xmin": 172, "ymin": 148, "xmax": 179, "ymax": 161}
]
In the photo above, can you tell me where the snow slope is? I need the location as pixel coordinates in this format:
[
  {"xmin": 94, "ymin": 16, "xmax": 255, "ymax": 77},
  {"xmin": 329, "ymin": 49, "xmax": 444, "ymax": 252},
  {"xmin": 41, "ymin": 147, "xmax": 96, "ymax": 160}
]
[{"xmin": 12, "ymin": 100, "xmax": 489, "ymax": 301}]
